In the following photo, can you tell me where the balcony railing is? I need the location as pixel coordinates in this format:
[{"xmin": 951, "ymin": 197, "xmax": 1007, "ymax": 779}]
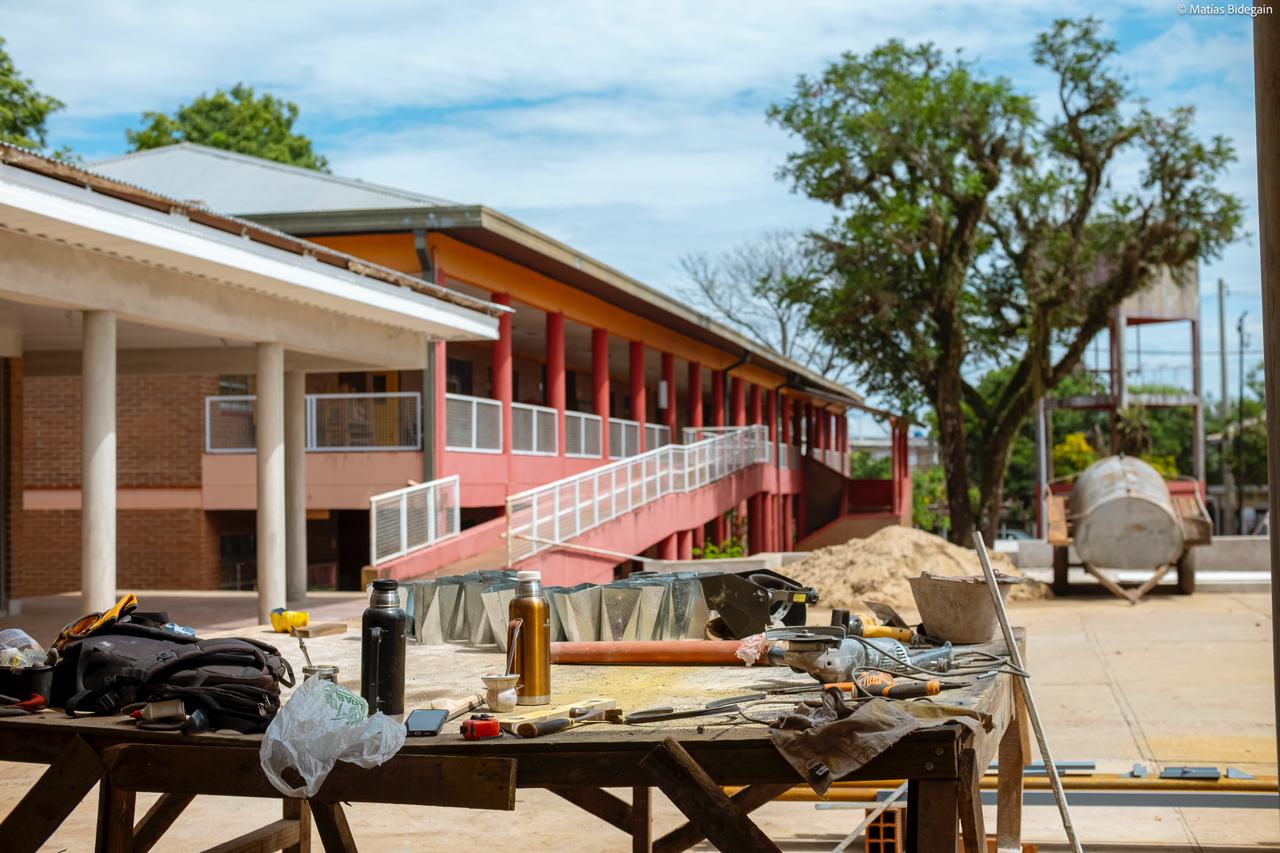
[
  {"xmin": 205, "ymin": 393, "xmax": 421, "ymax": 453},
  {"xmin": 512, "ymin": 402, "xmax": 557, "ymax": 456},
  {"xmin": 608, "ymin": 417, "xmax": 642, "ymax": 459},
  {"xmin": 565, "ymin": 411, "xmax": 603, "ymax": 458},
  {"xmin": 369, "ymin": 475, "xmax": 461, "ymax": 565},
  {"xmin": 445, "ymin": 393, "xmax": 502, "ymax": 453},
  {"xmin": 505, "ymin": 425, "xmax": 769, "ymax": 565},
  {"xmin": 645, "ymin": 423, "xmax": 672, "ymax": 450}
]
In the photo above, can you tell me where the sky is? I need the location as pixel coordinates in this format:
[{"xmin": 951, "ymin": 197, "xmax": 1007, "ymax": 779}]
[{"xmin": 1, "ymin": 1, "xmax": 1266, "ymax": 433}]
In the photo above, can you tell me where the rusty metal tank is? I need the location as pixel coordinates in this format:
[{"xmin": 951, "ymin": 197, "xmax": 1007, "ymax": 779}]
[{"xmin": 1070, "ymin": 455, "xmax": 1184, "ymax": 569}]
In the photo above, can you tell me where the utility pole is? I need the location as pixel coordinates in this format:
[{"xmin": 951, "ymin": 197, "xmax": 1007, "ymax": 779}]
[
  {"xmin": 1237, "ymin": 312, "xmax": 1249, "ymax": 534},
  {"xmin": 1218, "ymin": 279, "xmax": 1235, "ymax": 534}
]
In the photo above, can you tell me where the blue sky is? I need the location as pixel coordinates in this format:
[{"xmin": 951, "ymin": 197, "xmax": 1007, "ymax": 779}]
[{"xmin": 2, "ymin": 1, "xmax": 1264, "ymax": 429}]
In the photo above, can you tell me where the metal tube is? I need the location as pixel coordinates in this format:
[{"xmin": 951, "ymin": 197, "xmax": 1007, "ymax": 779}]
[{"xmin": 974, "ymin": 532, "xmax": 1082, "ymax": 853}]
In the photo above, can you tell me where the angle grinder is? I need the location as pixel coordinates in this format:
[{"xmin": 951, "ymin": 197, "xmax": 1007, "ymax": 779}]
[{"xmin": 764, "ymin": 626, "xmax": 953, "ymax": 684}]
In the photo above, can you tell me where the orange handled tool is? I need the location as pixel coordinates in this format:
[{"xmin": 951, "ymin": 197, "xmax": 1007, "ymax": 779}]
[{"xmin": 854, "ymin": 670, "xmax": 959, "ymax": 699}]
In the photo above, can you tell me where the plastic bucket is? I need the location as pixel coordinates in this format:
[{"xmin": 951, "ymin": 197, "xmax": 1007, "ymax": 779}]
[{"xmin": 907, "ymin": 573, "xmax": 1019, "ymax": 644}]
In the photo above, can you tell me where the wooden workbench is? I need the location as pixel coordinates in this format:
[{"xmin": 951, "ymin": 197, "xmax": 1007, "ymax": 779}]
[{"xmin": 0, "ymin": 632, "xmax": 1028, "ymax": 853}]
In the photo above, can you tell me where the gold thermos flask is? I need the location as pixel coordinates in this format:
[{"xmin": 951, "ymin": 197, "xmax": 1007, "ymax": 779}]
[{"xmin": 509, "ymin": 570, "xmax": 551, "ymax": 705}]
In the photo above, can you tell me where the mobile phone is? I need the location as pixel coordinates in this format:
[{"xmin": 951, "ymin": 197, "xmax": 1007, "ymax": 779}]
[{"xmin": 405, "ymin": 709, "xmax": 448, "ymax": 737}]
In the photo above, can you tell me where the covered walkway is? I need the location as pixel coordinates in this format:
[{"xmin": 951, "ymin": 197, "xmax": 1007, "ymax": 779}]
[{"xmin": 0, "ymin": 146, "xmax": 501, "ymax": 621}]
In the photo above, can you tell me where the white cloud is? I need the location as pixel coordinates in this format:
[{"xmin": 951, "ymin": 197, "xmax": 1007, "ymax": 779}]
[{"xmin": 3, "ymin": 0, "xmax": 1262, "ymax": 400}]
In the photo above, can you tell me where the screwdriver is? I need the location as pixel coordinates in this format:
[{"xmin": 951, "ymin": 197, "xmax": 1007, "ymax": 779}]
[{"xmin": 854, "ymin": 670, "xmax": 962, "ymax": 699}]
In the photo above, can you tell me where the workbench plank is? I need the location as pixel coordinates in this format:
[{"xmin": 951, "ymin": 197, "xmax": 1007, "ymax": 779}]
[
  {"xmin": 641, "ymin": 738, "xmax": 781, "ymax": 853},
  {"xmin": 102, "ymin": 744, "xmax": 516, "ymax": 811}
]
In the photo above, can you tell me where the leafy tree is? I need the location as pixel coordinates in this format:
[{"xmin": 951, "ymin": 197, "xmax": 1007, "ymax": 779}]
[
  {"xmin": 769, "ymin": 18, "xmax": 1243, "ymax": 542},
  {"xmin": 679, "ymin": 232, "xmax": 852, "ymax": 384},
  {"xmin": 1053, "ymin": 432, "xmax": 1096, "ymax": 476},
  {"xmin": 0, "ymin": 36, "xmax": 66, "ymax": 153},
  {"xmin": 127, "ymin": 83, "xmax": 329, "ymax": 171},
  {"xmin": 847, "ymin": 450, "xmax": 892, "ymax": 479}
]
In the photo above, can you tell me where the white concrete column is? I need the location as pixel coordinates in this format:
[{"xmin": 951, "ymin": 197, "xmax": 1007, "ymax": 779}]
[
  {"xmin": 256, "ymin": 343, "xmax": 286, "ymax": 624},
  {"xmin": 284, "ymin": 370, "xmax": 307, "ymax": 605},
  {"xmin": 81, "ymin": 311, "xmax": 116, "ymax": 613}
]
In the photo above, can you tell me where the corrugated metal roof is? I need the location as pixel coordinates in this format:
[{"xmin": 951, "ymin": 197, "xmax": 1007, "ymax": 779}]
[
  {"xmin": 91, "ymin": 143, "xmax": 456, "ymax": 215},
  {"xmin": 0, "ymin": 143, "xmax": 503, "ymax": 319}
]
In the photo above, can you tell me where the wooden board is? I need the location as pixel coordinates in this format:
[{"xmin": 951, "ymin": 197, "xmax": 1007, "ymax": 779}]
[
  {"xmin": 1046, "ymin": 495, "xmax": 1070, "ymax": 545},
  {"xmin": 294, "ymin": 622, "xmax": 347, "ymax": 638}
]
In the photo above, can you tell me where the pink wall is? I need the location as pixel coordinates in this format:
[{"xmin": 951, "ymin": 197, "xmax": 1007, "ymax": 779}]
[{"xmin": 201, "ymin": 452, "xmax": 423, "ymax": 510}]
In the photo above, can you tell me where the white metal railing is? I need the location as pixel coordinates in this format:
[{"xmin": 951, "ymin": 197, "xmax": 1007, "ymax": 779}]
[
  {"xmin": 505, "ymin": 425, "xmax": 769, "ymax": 565},
  {"xmin": 608, "ymin": 417, "xmax": 642, "ymax": 459},
  {"xmin": 369, "ymin": 475, "xmax": 461, "ymax": 565},
  {"xmin": 779, "ymin": 442, "xmax": 791, "ymax": 469},
  {"xmin": 565, "ymin": 411, "xmax": 603, "ymax": 458},
  {"xmin": 445, "ymin": 393, "xmax": 502, "ymax": 453},
  {"xmin": 512, "ymin": 402, "xmax": 557, "ymax": 456},
  {"xmin": 645, "ymin": 423, "xmax": 671, "ymax": 449},
  {"xmin": 205, "ymin": 393, "xmax": 421, "ymax": 453}
]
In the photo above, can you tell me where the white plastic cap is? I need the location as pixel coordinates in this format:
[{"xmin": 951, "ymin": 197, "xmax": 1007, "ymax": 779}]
[{"xmin": 515, "ymin": 570, "xmax": 541, "ymax": 582}]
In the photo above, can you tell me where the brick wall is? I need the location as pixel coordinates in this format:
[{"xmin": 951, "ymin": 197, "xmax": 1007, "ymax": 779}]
[
  {"xmin": 15, "ymin": 509, "xmax": 221, "ymax": 597},
  {"xmin": 15, "ymin": 372, "xmax": 224, "ymax": 598},
  {"xmin": 23, "ymin": 373, "xmax": 218, "ymax": 488}
]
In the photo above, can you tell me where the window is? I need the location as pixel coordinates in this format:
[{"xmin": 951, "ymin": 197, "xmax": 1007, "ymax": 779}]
[{"xmin": 447, "ymin": 358, "xmax": 473, "ymax": 395}]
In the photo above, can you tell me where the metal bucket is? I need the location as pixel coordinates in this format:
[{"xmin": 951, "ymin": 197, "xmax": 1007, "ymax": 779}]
[{"xmin": 907, "ymin": 573, "xmax": 1018, "ymax": 644}]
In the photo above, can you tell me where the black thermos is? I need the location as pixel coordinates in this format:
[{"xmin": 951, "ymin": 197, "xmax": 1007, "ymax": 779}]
[{"xmin": 360, "ymin": 579, "xmax": 406, "ymax": 717}]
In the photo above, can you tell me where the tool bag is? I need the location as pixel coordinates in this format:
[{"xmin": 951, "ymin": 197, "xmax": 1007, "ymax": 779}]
[{"xmin": 50, "ymin": 602, "xmax": 294, "ymax": 733}]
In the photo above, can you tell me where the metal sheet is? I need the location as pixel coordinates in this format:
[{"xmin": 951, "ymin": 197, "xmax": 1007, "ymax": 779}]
[
  {"xmin": 555, "ymin": 584, "xmax": 602, "ymax": 642},
  {"xmin": 600, "ymin": 584, "xmax": 643, "ymax": 641}
]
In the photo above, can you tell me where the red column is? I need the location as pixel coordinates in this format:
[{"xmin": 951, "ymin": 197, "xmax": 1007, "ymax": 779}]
[
  {"xmin": 492, "ymin": 293, "xmax": 513, "ymax": 456},
  {"xmin": 547, "ymin": 312, "xmax": 566, "ymax": 456},
  {"xmin": 592, "ymin": 328, "xmax": 610, "ymax": 459},
  {"xmin": 711, "ymin": 370, "xmax": 725, "ymax": 427},
  {"xmin": 713, "ymin": 512, "xmax": 726, "ymax": 545},
  {"xmin": 661, "ymin": 352, "xmax": 676, "ymax": 434},
  {"xmin": 692, "ymin": 524, "xmax": 706, "ymax": 552},
  {"xmin": 433, "ymin": 335, "xmax": 447, "ymax": 471},
  {"xmin": 629, "ymin": 340, "xmax": 646, "ymax": 452},
  {"xmin": 780, "ymin": 396, "xmax": 791, "ymax": 445},
  {"xmin": 677, "ymin": 529, "xmax": 693, "ymax": 560},
  {"xmin": 749, "ymin": 384, "xmax": 762, "ymax": 425},
  {"xmin": 659, "ymin": 533, "xmax": 678, "ymax": 561},
  {"xmin": 688, "ymin": 362, "xmax": 703, "ymax": 430},
  {"xmin": 731, "ymin": 377, "xmax": 746, "ymax": 426}
]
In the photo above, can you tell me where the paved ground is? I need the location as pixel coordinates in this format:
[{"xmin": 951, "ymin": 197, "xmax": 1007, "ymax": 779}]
[{"xmin": 1, "ymin": 588, "xmax": 1275, "ymax": 850}]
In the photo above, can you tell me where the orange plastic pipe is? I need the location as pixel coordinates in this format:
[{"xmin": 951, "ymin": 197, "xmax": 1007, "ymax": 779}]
[{"xmin": 550, "ymin": 641, "xmax": 751, "ymax": 665}]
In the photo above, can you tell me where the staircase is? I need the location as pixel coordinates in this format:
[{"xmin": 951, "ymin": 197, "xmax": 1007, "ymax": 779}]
[
  {"xmin": 371, "ymin": 427, "xmax": 773, "ymax": 586},
  {"xmin": 794, "ymin": 456, "xmax": 909, "ymax": 550}
]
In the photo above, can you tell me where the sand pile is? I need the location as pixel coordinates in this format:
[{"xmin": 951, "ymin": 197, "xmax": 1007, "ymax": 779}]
[{"xmin": 786, "ymin": 525, "xmax": 1048, "ymax": 615}]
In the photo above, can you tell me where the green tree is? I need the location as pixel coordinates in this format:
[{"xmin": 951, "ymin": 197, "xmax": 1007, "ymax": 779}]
[
  {"xmin": 769, "ymin": 18, "xmax": 1242, "ymax": 543},
  {"xmin": 0, "ymin": 36, "xmax": 65, "ymax": 152},
  {"xmin": 847, "ymin": 450, "xmax": 892, "ymax": 479},
  {"xmin": 127, "ymin": 83, "xmax": 329, "ymax": 171},
  {"xmin": 1052, "ymin": 432, "xmax": 1096, "ymax": 476}
]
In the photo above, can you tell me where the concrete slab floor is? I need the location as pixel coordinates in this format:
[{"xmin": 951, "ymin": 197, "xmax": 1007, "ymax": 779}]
[{"xmin": 0, "ymin": 589, "xmax": 1274, "ymax": 849}]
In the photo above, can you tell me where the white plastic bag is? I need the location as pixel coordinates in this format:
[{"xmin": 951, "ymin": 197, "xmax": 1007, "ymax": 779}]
[{"xmin": 259, "ymin": 676, "xmax": 406, "ymax": 798}]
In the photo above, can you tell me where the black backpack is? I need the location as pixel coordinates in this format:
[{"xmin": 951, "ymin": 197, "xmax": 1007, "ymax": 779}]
[{"xmin": 51, "ymin": 612, "xmax": 294, "ymax": 733}]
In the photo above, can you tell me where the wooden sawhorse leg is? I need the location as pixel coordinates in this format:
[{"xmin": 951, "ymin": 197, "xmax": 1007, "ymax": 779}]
[
  {"xmin": 640, "ymin": 738, "xmax": 781, "ymax": 853},
  {"xmin": 0, "ymin": 735, "xmax": 103, "ymax": 853}
]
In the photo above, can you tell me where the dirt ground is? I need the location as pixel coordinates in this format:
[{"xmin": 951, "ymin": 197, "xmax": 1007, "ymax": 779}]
[{"xmin": 1, "ymin": 588, "xmax": 1275, "ymax": 850}]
